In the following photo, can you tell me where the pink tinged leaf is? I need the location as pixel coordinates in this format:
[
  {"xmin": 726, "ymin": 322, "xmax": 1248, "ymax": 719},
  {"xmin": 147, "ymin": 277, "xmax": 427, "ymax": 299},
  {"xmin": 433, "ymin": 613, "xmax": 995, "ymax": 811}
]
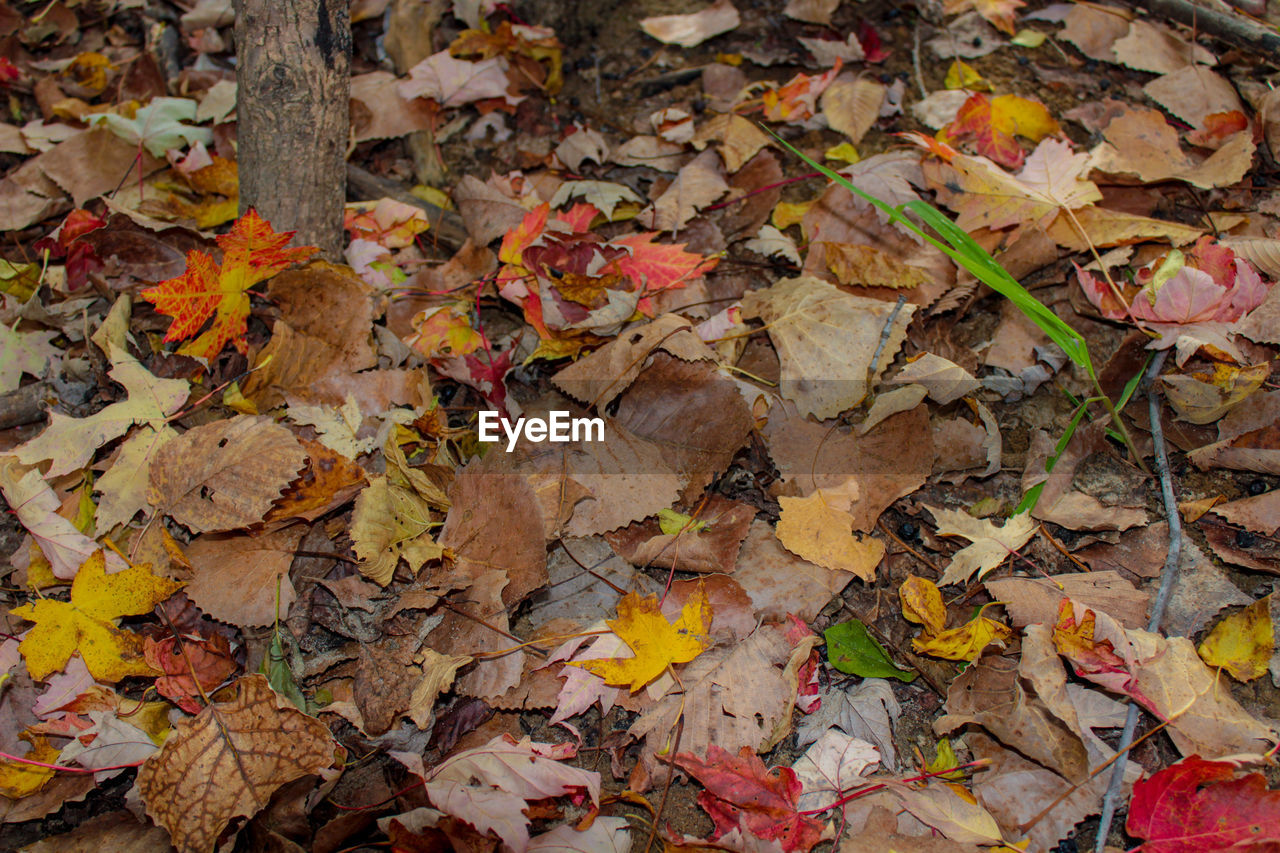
[
  {"xmin": 1131, "ymin": 267, "xmax": 1228, "ymax": 325},
  {"xmin": 33, "ymin": 655, "xmax": 94, "ymax": 717},
  {"xmin": 550, "ymin": 665, "xmax": 618, "ymax": 724},
  {"xmin": 1074, "ymin": 263, "xmax": 1128, "ymax": 321},
  {"xmin": 1226, "ymin": 259, "xmax": 1269, "ymax": 320}
]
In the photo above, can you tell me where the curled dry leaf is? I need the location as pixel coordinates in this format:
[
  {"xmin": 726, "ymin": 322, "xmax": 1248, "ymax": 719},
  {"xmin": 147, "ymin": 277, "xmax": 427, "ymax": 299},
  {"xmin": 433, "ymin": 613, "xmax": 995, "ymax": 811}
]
[
  {"xmin": 148, "ymin": 416, "xmax": 307, "ymax": 533},
  {"xmin": 137, "ymin": 674, "xmax": 343, "ymax": 853}
]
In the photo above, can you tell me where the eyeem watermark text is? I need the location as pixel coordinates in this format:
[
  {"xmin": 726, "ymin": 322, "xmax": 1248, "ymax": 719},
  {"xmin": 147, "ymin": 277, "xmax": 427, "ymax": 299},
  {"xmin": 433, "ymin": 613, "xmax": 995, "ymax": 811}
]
[{"xmin": 478, "ymin": 411, "xmax": 605, "ymax": 452}]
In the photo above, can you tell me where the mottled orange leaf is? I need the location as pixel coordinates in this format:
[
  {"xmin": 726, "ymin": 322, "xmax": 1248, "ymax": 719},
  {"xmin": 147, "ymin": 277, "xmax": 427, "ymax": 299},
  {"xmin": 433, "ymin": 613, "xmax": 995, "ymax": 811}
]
[
  {"xmin": 940, "ymin": 93, "xmax": 1060, "ymax": 169},
  {"xmin": 141, "ymin": 209, "xmax": 317, "ymax": 359}
]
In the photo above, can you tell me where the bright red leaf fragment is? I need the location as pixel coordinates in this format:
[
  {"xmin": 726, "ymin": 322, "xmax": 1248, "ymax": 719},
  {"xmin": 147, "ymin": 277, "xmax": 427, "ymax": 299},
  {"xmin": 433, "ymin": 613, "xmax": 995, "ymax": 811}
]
[
  {"xmin": 141, "ymin": 209, "xmax": 317, "ymax": 359},
  {"xmin": 671, "ymin": 745, "xmax": 828, "ymax": 853},
  {"xmin": 1128, "ymin": 755, "xmax": 1280, "ymax": 852}
]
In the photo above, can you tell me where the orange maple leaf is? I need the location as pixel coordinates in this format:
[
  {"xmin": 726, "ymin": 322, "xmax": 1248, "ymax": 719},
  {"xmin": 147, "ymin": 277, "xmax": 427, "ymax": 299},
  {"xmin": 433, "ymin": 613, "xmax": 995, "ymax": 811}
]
[
  {"xmin": 939, "ymin": 93, "xmax": 1060, "ymax": 170},
  {"xmin": 141, "ymin": 209, "xmax": 317, "ymax": 359}
]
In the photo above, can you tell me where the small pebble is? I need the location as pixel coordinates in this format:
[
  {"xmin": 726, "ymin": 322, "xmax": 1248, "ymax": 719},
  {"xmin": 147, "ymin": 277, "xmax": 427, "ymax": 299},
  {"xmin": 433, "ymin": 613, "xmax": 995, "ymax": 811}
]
[
  {"xmin": 1098, "ymin": 78, "xmax": 1110, "ymax": 90},
  {"xmin": 1250, "ymin": 479, "xmax": 1268, "ymax": 496},
  {"xmin": 898, "ymin": 520, "xmax": 919, "ymax": 541},
  {"xmin": 1237, "ymin": 531, "xmax": 1258, "ymax": 549},
  {"xmin": 1016, "ymin": 55, "xmax": 1029, "ymax": 66}
]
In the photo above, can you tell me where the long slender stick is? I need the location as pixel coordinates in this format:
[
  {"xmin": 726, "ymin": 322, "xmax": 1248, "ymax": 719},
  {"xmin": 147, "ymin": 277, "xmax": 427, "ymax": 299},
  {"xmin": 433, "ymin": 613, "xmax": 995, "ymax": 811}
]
[{"xmin": 1095, "ymin": 349, "xmax": 1178, "ymax": 853}]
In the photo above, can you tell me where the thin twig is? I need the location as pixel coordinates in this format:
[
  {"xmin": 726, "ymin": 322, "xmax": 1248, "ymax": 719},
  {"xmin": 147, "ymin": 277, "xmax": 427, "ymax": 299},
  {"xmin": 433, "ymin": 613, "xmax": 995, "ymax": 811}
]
[{"xmin": 1095, "ymin": 348, "xmax": 1177, "ymax": 853}]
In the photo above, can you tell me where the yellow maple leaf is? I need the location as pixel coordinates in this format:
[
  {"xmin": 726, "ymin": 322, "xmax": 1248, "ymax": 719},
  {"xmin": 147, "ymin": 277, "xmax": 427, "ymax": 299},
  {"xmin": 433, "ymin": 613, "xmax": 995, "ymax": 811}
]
[
  {"xmin": 573, "ymin": 587, "xmax": 711, "ymax": 691},
  {"xmin": 0, "ymin": 734, "xmax": 59, "ymax": 798},
  {"xmin": 1198, "ymin": 595, "xmax": 1274, "ymax": 682},
  {"xmin": 900, "ymin": 575, "xmax": 1012, "ymax": 662},
  {"xmin": 776, "ymin": 492, "xmax": 886, "ymax": 581},
  {"xmin": 11, "ymin": 551, "xmax": 184, "ymax": 682}
]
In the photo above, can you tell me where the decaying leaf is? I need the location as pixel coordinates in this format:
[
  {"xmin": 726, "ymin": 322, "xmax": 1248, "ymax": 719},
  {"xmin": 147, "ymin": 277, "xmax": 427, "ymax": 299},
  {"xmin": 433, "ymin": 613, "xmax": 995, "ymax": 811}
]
[
  {"xmin": 137, "ymin": 675, "xmax": 343, "ymax": 853},
  {"xmin": 11, "ymin": 550, "xmax": 182, "ymax": 682},
  {"xmin": 741, "ymin": 275, "xmax": 915, "ymax": 419}
]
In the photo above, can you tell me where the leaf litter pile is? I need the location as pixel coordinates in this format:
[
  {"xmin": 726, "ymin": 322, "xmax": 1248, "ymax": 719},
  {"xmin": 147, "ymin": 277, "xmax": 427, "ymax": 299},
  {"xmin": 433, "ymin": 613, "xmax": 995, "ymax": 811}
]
[{"xmin": 3, "ymin": 0, "xmax": 1280, "ymax": 851}]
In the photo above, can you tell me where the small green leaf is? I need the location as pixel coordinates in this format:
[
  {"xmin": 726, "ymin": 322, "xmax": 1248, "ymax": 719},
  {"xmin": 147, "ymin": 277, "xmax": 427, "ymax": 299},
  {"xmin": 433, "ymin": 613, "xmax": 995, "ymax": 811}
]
[{"xmin": 824, "ymin": 618, "xmax": 916, "ymax": 682}]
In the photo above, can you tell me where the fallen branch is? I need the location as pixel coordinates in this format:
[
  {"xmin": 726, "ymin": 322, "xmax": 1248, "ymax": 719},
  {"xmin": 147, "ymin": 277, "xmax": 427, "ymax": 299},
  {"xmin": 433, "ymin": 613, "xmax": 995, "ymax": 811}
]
[{"xmin": 1123, "ymin": 0, "xmax": 1280, "ymax": 58}]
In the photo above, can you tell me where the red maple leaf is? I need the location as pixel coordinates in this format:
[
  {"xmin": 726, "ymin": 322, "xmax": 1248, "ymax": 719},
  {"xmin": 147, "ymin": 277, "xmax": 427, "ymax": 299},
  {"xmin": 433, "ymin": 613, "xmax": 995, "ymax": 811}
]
[
  {"xmin": 1128, "ymin": 756, "xmax": 1280, "ymax": 852},
  {"xmin": 141, "ymin": 209, "xmax": 317, "ymax": 359},
  {"xmin": 34, "ymin": 209, "xmax": 106, "ymax": 292},
  {"xmin": 607, "ymin": 232, "xmax": 719, "ymax": 311},
  {"xmin": 672, "ymin": 745, "xmax": 827, "ymax": 853}
]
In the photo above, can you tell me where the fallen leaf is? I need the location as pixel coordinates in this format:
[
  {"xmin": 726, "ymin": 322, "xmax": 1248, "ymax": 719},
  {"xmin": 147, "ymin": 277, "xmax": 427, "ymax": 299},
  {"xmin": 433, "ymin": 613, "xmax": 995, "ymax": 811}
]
[
  {"xmin": 691, "ymin": 113, "xmax": 771, "ymax": 173},
  {"xmin": 395, "ymin": 734, "xmax": 600, "ymax": 852},
  {"xmin": 1142, "ymin": 65, "xmax": 1244, "ymax": 133},
  {"xmin": 1089, "ymin": 105, "xmax": 1255, "ymax": 190},
  {"xmin": 776, "ymin": 493, "xmax": 885, "ymax": 581},
  {"xmin": 11, "ymin": 550, "xmax": 181, "ymax": 682},
  {"xmin": 825, "ymin": 618, "xmax": 916, "ymax": 682},
  {"xmin": 628, "ymin": 621, "xmax": 819, "ymax": 790},
  {"xmin": 741, "ymin": 275, "xmax": 915, "ymax": 419},
  {"xmin": 797, "ymin": 679, "xmax": 901, "ymax": 770},
  {"xmin": 672, "ymin": 745, "xmax": 828, "ymax": 852},
  {"xmin": 1127, "ymin": 756, "xmax": 1280, "ymax": 852},
  {"xmin": 820, "ymin": 77, "xmax": 884, "ymax": 146},
  {"xmin": 924, "ymin": 505, "xmax": 1036, "ymax": 586},
  {"xmin": 183, "ymin": 525, "xmax": 307, "ymax": 628},
  {"xmin": 144, "ymin": 632, "xmax": 237, "ymax": 713},
  {"xmin": 399, "ymin": 51, "xmax": 516, "ymax": 107},
  {"xmin": 141, "ymin": 210, "xmax": 318, "ymax": 359},
  {"xmin": 944, "ymin": 0, "xmax": 1025, "ymax": 34},
  {"xmin": 137, "ymin": 674, "xmax": 342, "ymax": 853},
  {"xmin": 888, "ymin": 782, "xmax": 1006, "ymax": 846},
  {"xmin": 637, "ymin": 148, "xmax": 728, "ymax": 232},
  {"xmin": 15, "ymin": 345, "xmax": 188, "ymax": 478},
  {"xmin": 822, "ymin": 242, "xmax": 931, "ymax": 290},
  {"xmin": 0, "ymin": 455, "xmax": 128, "ymax": 579},
  {"xmin": 792, "ymin": 730, "xmax": 880, "ymax": 816},
  {"xmin": 926, "ymin": 137, "xmax": 1101, "ymax": 233},
  {"xmin": 573, "ymin": 587, "xmax": 710, "ymax": 691},
  {"xmin": 901, "ymin": 575, "xmax": 1013, "ymax": 661},
  {"xmin": 1111, "ymin": 19, "xmax": 1215, "ymax": 74},
  {"xmin": 940, "ymin": 93, "xmax": 1060, "ymax": 169},
  {"xmin": 641, "ymin": 0, "xmax": 740, "ymax": 48},
  {"xmin": 1199, "ymin": 595, "xmax": 1274, "ymax": 682},
  {"xmin": 86, "ymin": 97, "xmax": 211, "ymax": 157},
  {"xmin": 733, "ymin": 520, "xmax": 861, "ymax": 623},
  {"xmin": 986, "ymin": 571, "xmax": 1150, "ymax": 630}
]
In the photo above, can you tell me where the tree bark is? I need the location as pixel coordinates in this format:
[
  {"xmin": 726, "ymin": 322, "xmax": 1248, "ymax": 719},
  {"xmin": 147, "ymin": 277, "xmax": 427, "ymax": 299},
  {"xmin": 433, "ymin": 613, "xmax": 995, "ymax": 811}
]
[{"xmin": 235, "ymin": 0, "xmax": 351, "ymax": 256}]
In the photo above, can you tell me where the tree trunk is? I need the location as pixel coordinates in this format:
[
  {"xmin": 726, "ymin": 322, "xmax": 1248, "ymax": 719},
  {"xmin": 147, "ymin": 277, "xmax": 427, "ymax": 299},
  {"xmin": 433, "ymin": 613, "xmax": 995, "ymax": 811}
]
[{"xmin": 235, "ymin": 0, "xmax": 350, "ymax": 256}]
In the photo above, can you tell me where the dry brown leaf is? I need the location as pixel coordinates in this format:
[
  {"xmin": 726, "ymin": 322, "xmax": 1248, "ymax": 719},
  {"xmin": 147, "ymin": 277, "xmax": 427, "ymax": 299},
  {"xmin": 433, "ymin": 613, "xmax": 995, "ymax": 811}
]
[
  {"xmin": 183, "ymin": 525, "xmax": 307, "ymax": 628},
  {"xmin": 137, "ymin": 675, "xmax": 342, "ymax": 853},
  {"xmin": 640, "ymin": 0, "xmax": 740, "ymax": 47},
  {"xmin": 741, "ymin": 275, "xmax": 916, "ymax": 419},
  {"xmin": 936, "ymin": 651, "xmax": 1090, "ymax": 783},
  {"xmin": 1142, "ymin": 65, "xmax": 1243, "ymax": 132},
  {"xmin": 350, "ymin": 71, "xmax": 436, "ymax": 142},
  {"xmin": 1111, "ymin": 19, "xmax": 1215, "ymax": 74},
  {"xmin": 784, "ymin": 0, "xmax": 839, "ymax": 24},
  {"xmin": 269, "ymin": 262, "xmax": 377, "ymax": 375},
  {"xmin": 733, "ymin": 519, "xmax": 859, "ymax": 622},
  {"xmin": 1044, "ymin": 204, "xmax": 1203, "ymax": 252},
  {"xmin": 823, "ymin": 242, "xmax": 931, "ymax": 290},
  {"xmin": 16, "ymin": 811, "xmax": 172, "ymax": 853},
  {"xmin": 1188, "ymin": 391, "xmax": 1280, "ymax": 474},
  {"xmin": 265, "ymin": 438, "xmax": 367, "ymax": 524},
  {"xmin": 690, "ymin": 113, "xmax": 770, "ymax": 173},
  {"xmin": 892, "ymin": 353, "xmax": 981, "ymax": 405},
  {"xmin": 637, "ymin": 148, "xmax": 729, "ymax": 232},
  {"xmin": 611, "ymin": 353, "xmax": 755, "ymax": 498},
  {"xmin": 1223, "ymin": 237, "xmax": 1280, "ymax": 282},
  {"xmin": 606, "ymin": 495, "xmax": 754, "ymax": 574},
  {"xmin": 553, "ymin": 313, "xmax": 716, "ymax": 406},
  {"xmin": 1212, "ymin": 490, "xmax": 1280, "ymax": 535},
  {"xmin": 425, "ymin": 569, "xmax": 523, "ymax": 699},
  {"xmin": 1057, "ymin": 4, "xmax": 1131, "ymax": 62},
  {"xmin": 627, "ymin": 621, "xmax": 819, "ymax": 790},
  {"xmin": 438, "ymin": 457, "xmax": 548, "ymax": 605},
  {"xmin": 986, "ymin": 571, "xmax": 1150, "ymax": 630},
  {"xmin": 610, "ymin": 135, "xmax": 687, "ymax": 172},
  {"xmin": 1022, "ymin": 421, "xmax": 1147, "ymax": 531},
  {"xmin": 37, "ymin": 128, "xmax": 164, "ymax": 207},
  {"xmin": 925, "ymin": 504, "xmax": 1037, "ymax": 586},
  {"xmin": 764, "ymin": 402, "xmax": 935, "ymax": 532},
  {"xmin": 148, "ymin": 416, "xmax": 307, "ymax": 533},
  {"xmin": 350, "ymin": 474, "xmax": 445, "ymax": 587},
  {"xmin": 841, "ymin": 806, "xmax": 985, "ymax": 853},
  {"xmin": 451, "ymin": 174, "xmax": 528, "ymax": 245},
  {"xmin": 1088, "ymin": 106, "xmax": 1254, "ymax": 189},
  {"xmin": 776, "ymin": 493, "xmax": 885, "ymax": 581},
  {"xmin": 821, "ymin": 77, "xmax": 885, "ymax": 146}
]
